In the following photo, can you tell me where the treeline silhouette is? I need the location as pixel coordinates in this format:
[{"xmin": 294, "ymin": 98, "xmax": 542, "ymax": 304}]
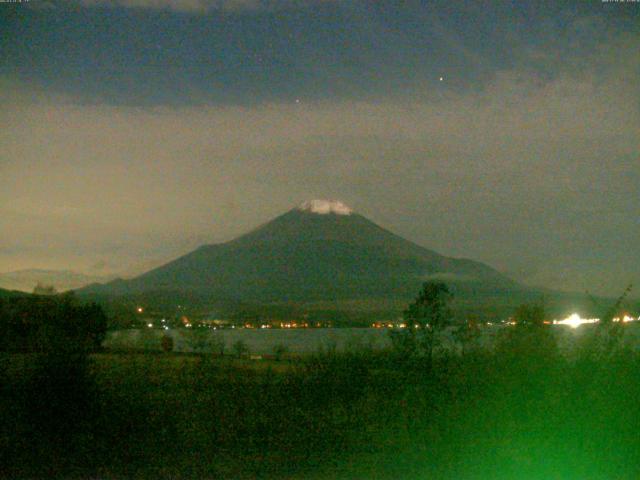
[
  {"xmin": 0, "ymin": 292, "xmax": 108, "ymax": 477},
  {"xmin": 0, "ymin": 292, "xmax": 106, "ymax": 353}
]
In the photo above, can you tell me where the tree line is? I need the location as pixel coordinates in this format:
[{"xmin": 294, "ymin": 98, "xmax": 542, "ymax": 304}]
[{"xmin": 0, "ymin": 292, "xmax": 107, "ymax": 353}]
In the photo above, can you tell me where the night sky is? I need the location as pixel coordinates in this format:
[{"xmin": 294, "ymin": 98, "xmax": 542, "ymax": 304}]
[{"xmin": 1, "ymin": 0, "xmax": 638, "ymax": 296}]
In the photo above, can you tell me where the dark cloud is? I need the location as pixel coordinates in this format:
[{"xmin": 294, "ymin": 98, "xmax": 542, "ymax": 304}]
[
  {"xmin": 78, "ymin": 0, "xmax": 337, "ymax": 13},
  {"xmin": 1, "ymin": 1, "xmax": 638, "ymax": 296}
]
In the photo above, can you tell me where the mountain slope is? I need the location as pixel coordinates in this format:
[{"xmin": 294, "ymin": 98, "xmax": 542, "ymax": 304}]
[{"xmin": 80, "ymin": 200, "xmax": 516, "ymax": 303}]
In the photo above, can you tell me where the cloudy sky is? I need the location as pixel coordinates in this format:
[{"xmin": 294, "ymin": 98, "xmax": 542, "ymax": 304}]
[{"xmin": 1, "ymin": 0, "xmax": 638, "ymax": 296}]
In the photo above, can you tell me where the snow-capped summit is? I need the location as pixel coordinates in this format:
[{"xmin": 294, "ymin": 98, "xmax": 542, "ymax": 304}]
[{"xmin": 298, "ymin": 199, "xmax": 353, "ymax": 215}]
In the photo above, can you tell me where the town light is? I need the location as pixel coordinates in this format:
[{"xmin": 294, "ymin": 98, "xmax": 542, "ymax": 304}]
[{"xmin": 554, "ymin": 313, "xmax": 599, "ymax": 329}]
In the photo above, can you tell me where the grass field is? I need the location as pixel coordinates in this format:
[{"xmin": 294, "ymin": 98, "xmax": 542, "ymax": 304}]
[{"xmin": 2, "ymin": 330, "xmax": 640, "ymax": 479}]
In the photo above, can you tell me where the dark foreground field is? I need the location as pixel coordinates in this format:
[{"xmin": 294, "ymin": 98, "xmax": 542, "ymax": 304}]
[{"xmin": 2, "ymin": 334, "xmax": 640, "ymax": 479}]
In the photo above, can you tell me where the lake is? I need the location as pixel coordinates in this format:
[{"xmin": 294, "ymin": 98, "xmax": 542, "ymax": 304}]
[
  {"xmin": 103, "ymin": 323, "xmax": 640, "ymax": 356},
  {"xmin": 104, "ymin": 327, "xmax": 392, "ymax": 355}
]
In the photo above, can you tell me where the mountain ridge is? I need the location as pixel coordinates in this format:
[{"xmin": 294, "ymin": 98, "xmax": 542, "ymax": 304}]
[
  {"xmin": 0, "ymin": 269, "xmax": 117, "ymax": 293},
  {"xmin": 79, "ymin": 201, "xmax": 516, "ymax": 303}
]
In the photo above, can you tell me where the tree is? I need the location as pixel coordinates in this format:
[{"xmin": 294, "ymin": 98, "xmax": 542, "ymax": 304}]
[
  {"xmin": 161, "ymin": 334, "xmax": 174, "ymax": 353},
  {"xmin": 211, "ymin": 334, "xmax": 225, "ymax": 357},
  {"xmin": 453, "ymin": 314, "xmax": 482, "ymax": 356},
  {"xmin": 394, "ymin": 282, "xmax": 453, "ymax": 365},
  {"xmin": 188, "ymin": 328, "xmax": 211, "ymax": 353},
  {"xmin": 273, "ymin": 343, "xmax": 289, "ymax": 361},
  {"xmin": 78, "ymin": 302, "xmax": 108, "ymax": 351},
  {"xmin": 33, "ymin": 283, "xmax": 57, "ymax": 296},
  {"xmin": 579, "ymin": 284, "xmax": 634, "ymax": 359},
  {"xmin": 589, "ymin": 283, "xmax": 633, "ymax": 327},
  {"xmin": 513, "ymin": 301, "xmax": 546, "ymax": 328},
  {"xmin": 0, "ymin": 293, "xmax": 107, "ymax": 353},
  {"xmin": 496, "ymin": 299, "xmax": 557, "ymax": 360},
  {"xmin": 232, "ymin": 340, "xmax": 249, "ymax": 358}
]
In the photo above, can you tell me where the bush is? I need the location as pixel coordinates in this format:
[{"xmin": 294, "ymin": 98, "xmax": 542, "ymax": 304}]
[
  {"xmin": 273, "ymin": 343, "xmax": 289, "ymax": 361},
  {"xmin": 232, "ymin": 339, "xmax": 249, "ymax": 358},
  {"xmin": 161, "ymin": 334, "xmax": 174, "ymax": 352}
]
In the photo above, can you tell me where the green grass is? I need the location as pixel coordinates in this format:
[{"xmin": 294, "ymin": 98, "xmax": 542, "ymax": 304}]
[{"xmin": 2, "ymin": 339, "xmax": 640, "ymax": 479}]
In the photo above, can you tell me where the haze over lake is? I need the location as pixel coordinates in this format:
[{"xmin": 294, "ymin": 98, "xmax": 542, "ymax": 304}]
[{"xmin": 104, "ymin": 324, "xmax": 640, "ymax": 356}]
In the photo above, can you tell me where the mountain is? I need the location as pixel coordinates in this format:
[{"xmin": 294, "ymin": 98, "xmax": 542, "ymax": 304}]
[
  {"xmin": 0, "ymin": 269, "xmax": 116, "ymax": 293},
  {"xmin": 80, "ymin": 200, "xmax": 518, "ymax": 305}
]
